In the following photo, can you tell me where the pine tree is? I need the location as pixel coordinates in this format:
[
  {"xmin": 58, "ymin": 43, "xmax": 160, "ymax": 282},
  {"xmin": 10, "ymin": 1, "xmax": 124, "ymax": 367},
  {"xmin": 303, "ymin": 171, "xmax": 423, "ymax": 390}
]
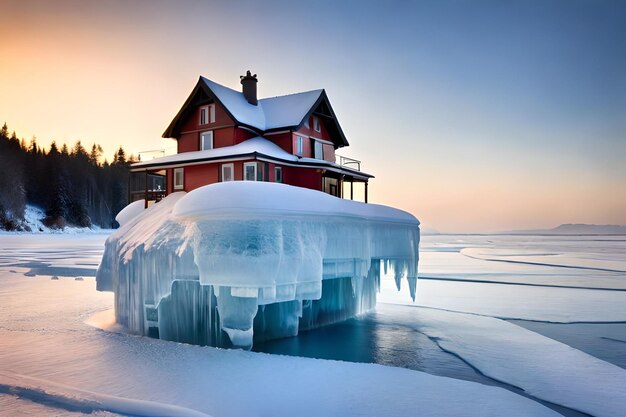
[
  {"xmin": 115, "ymin": 147, "xmax": 126, "ymax": 165},
  {"xmin": 49, "ymin": 141, "xmax": 59, "ymax": 156},
  {"xmin": 89, "ymin": 143, "xmax": 102, "ymax": 166},
  {"xmin": 29, "ymin": 137, "xmax": 38, "ymax": 154}
]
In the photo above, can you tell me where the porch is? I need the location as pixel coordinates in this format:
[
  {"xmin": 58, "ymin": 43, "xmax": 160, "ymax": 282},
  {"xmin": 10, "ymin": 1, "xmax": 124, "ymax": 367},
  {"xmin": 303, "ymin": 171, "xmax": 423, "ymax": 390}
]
[{"xmin": 129, "ymin": 169, "xmax": 167, "ymax": 207}]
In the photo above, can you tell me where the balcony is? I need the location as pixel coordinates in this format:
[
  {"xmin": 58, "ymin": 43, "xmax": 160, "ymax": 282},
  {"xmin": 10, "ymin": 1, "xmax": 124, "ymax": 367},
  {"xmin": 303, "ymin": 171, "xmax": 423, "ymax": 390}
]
[{"xmin": 336, "ymin": 154, "xmax": 361, "ymax": 171}]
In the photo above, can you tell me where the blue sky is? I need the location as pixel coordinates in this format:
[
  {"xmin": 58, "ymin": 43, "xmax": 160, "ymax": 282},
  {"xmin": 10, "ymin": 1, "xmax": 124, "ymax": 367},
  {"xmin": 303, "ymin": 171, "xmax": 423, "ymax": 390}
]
[{"xmin": 1, "ymin": 0, "xmax": 624, "ymax": 231}]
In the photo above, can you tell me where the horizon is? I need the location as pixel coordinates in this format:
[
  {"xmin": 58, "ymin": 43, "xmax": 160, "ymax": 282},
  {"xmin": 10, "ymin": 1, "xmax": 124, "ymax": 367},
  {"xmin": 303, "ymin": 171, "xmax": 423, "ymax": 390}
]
[{"xmin": 1, "ymin": 0, "xmax": 625, "ymax": 233}]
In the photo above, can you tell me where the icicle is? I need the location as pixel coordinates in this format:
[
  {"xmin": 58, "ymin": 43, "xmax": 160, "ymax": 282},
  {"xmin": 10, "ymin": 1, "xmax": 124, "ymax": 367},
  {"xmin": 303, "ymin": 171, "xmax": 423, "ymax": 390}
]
[
  {"xmin": 407, "ymin": 276, "xmax": 417, "ymax": 302},
  {"xmin": 96, "ymin": 183, "xmax": 420, "ymax": 348}
]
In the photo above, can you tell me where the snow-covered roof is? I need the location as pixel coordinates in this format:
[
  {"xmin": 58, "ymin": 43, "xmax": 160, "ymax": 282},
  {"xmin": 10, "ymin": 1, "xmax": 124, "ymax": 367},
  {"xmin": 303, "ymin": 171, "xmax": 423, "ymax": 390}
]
[
  {"xmin": 132, "ymin": 137, "xmax": 296, "ymax": 168},
  {"xmin": 202, "ymin": 77, "xmax": 323, "ymax": 131},
  {"xmin": 163, "ymin": 76, "xmax": 349, "ymax": 148},
  {"xmin": 259, "ymin": 90, "xmax": 324, "ymax": 130},
  {"xmin": 131, "ymin": 137, "xmax": 373, "ymax": 179}
]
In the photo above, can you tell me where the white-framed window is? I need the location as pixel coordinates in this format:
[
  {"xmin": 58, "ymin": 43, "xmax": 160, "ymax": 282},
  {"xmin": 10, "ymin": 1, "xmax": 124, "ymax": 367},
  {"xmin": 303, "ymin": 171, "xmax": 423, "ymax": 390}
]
[
  {"xmin": 244, "ymin": 162, "xmax": 257, "ymax": 181},
  {"xmin": 313, "ymin": 116, "xmax": 320, "ymax": 132},
  {"xmin": 274, "ymin": 166, "xmax": 282, "ymax": 183},
  {"xmin": 173, "ymin": 168, "xmax": 184, "ymax": 190},
  {"xmin": 209, "ymin": 104, "xmax": 216, "ymax": 123},
  {"xmin": 314, "ymin": 141, "xmax": 323, "ymax": 160},
  {"xmin": 221, "ymin": 163, "xmax": 234, "ymax": 182},
  {"xmin": 200, "ymin": 131, "xmax": 213, "ymax": 150},
  {"xmin": 296, "ymin": 136, "xmax": 303, "ymax": 156},
  {"xmin": 200, "ymin": 106, "xmax": 208, "ymax": 125}
]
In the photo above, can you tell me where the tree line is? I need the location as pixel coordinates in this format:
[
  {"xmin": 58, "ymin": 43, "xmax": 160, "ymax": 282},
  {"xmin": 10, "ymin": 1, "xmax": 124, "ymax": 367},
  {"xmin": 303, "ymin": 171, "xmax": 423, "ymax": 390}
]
[{"xmin": 0, "ymin": 122, "xmax": 135, "ymax": 231}]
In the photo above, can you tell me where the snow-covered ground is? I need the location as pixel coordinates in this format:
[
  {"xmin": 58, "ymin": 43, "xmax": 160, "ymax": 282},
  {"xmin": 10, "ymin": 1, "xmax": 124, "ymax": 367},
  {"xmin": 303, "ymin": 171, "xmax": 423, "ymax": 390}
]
[
  {"xmin": 1, "ymin": 232, "xmax": 625, "ymax": 416},
  {"xmin": 0, "ymin": 205, "xmax": 110, "ymax": 234}
]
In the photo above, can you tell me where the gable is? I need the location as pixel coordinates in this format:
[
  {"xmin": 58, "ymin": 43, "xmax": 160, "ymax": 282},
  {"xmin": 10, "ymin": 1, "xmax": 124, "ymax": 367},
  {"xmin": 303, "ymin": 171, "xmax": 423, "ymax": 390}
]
[
  {"xmin": 162, "ymin": 79, "xmax": 230, "ymax": 139},
  {"xmin": 295, "ymin": 91, "xmax": 349, "ymax": 148}
]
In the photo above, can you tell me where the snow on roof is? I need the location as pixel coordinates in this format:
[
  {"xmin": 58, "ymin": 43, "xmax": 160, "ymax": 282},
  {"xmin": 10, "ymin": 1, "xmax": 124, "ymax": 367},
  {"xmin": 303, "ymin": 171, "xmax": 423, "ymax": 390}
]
[
  {"xmin": 131, "ymin": 137, "xmax": 372, "ymax": 178},
  {"xmin": 132, "ymin": 137, "xmax": 297, "ymax": 168},
  {"xmin": 173, "ymin": 181, "xmax": 418, "ymax": 225},
  {"xmin": 202, "ymin": 77, "xmax": 322, "ymax": 131},
  {"xmin": 202, "ymin": 78, "xmax": 266, "ymax": 130},
  {"xmin": 259, "ymin": 90, "xmax": 323, "ymax": 130}
]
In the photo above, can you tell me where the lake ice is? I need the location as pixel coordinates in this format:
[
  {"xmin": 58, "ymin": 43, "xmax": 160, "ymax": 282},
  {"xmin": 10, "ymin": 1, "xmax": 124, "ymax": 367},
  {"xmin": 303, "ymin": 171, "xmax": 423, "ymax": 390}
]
[{"xmin": 0, "ymin": 232, "xmax": 624, "ymax": 416}]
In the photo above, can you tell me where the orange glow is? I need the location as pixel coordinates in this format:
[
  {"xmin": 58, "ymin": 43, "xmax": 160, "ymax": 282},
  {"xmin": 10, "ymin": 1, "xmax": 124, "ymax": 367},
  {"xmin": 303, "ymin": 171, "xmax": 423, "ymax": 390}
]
[{"xmin": 1, "ymin": 1, "xmax": 624, "ymax": 232}]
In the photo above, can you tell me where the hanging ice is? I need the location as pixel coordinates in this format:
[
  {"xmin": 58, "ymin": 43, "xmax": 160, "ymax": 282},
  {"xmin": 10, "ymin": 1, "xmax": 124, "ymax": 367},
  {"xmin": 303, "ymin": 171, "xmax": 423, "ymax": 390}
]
[{"xmin": 97, "ymin": 182, "xmax": 420, "ymax": 349}]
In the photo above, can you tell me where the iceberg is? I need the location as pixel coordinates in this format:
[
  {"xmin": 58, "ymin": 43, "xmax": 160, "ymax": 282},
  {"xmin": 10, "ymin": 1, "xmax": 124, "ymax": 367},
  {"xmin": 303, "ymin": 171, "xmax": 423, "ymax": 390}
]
[{"xmin": 96, "ymin": 182, "xmax": 420, "ymax": 349}]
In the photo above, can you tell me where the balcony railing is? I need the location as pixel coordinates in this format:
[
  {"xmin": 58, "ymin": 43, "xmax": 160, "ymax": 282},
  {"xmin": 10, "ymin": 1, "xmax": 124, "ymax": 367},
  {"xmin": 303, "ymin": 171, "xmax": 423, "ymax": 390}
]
[{"xmin": 336, "ymin": 154, "xmax": 361, "ymax": 171}]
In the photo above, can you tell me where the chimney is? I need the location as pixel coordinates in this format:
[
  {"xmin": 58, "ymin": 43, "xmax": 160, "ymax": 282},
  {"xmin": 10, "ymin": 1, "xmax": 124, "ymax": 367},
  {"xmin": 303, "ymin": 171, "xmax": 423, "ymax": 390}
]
[{"xmin": 240, "ymin": 70, "xmax": 258, "ymax": 105}]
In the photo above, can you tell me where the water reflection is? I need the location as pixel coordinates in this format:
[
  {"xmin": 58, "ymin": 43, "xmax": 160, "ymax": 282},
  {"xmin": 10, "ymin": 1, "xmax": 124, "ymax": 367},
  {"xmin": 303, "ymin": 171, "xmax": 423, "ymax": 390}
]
[{"xmin": 254, "ymin": 310, "xmax": 493, "ymax": 386}]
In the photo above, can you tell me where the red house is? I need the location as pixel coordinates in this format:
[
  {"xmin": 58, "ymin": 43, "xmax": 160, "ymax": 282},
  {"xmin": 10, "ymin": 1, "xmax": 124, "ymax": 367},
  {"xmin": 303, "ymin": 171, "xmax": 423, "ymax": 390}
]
[{"xmin": 130, "ymin": 71, "xmax": 373, "ymax": 204}]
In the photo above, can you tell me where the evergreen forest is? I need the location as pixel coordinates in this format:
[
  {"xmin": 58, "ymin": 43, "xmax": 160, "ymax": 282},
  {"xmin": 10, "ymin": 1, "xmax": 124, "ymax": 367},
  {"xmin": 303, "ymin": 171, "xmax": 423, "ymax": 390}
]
[{"xmin": 0, "ymin": 122, "xmax": 134, "ymax": 231}]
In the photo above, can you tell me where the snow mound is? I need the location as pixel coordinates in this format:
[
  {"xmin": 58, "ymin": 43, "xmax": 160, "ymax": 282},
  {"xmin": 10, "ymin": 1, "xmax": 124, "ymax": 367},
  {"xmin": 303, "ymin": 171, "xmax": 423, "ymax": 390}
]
[
  {"xmin": 97, "ymin": 182, "xmax": 420, "ymax": 349},
  {"xmin": 173, "ymin": 181, "xmax": 416, "ymax": 223},
  {"xmin": 115, "ymin": 200, "xmax": 145, "ymax": 227}
]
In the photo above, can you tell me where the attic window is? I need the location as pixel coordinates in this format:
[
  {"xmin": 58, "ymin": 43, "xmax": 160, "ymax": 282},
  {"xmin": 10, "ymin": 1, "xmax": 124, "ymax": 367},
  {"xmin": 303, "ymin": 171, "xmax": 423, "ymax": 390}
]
[
  {"xmin": 200, "ymin": 105, "xmax": 215, "ymax": 125},
  {"xmin": 209, "ymin": 104, "xmax": 215, "ymax": 123},
  {"xmin": 313, "ymin": 116, "xmax": 320, "ymax": 132}
]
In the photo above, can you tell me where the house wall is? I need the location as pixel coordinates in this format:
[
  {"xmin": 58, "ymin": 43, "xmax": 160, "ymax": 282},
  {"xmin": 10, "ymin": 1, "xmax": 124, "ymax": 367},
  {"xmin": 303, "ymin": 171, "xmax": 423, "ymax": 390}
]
[
  {"xmin": 166, "ymin": 168, "xmax": 173, "ymax": 194},
  {"xmin": 177, "ymin": 132, "xmax": 199, "ymax": 153},
  {"xmin": 268, "ymin": 163, "xmax": 278, "ymax": 182},
  {"xmin": 283, "ymin": 166, "xmax": 322, "ymax": 191},
  {"xmin": 234, "ymin": 128, "xmax": 257, "ymax": 145},
  {"xmin": 265, "ymin": 132, "xmax": 293, "ymax": 154},
  {"xmin": 184, "ymin": 164, "xmax": 219, "ymax": 192},
  {"xmin": 322, "ymin": 144, "xmax": 336, "ymax": 163},
  {"xmin": 213, "ymin": 127, "xmax": 237, "ymax": 148},
  {"xmin": 165, "ymin": 160, "xmax": 323, "ymax": 194},
  {"xmin": 232, "ymin": 161, "xmax": 244, "ymax": 181}
]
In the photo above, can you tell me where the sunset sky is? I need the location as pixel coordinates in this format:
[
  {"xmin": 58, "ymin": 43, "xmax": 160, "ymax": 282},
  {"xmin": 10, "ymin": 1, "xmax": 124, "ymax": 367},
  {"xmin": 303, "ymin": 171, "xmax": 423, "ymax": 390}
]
[{"xmin": 1, "ymin": 0, "xmax": 624, "ymax": 232}]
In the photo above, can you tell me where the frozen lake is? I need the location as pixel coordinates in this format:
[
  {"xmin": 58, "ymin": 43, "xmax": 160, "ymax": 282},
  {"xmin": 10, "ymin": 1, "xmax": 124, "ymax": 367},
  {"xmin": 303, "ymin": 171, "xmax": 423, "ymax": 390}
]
[{"xmin": 1, "ymin": 232, "xmax": 625, "ymax": 416}]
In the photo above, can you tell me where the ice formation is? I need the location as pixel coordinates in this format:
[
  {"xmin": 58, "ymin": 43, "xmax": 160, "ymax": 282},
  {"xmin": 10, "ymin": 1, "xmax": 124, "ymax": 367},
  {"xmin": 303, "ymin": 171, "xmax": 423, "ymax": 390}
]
[{"xmin": 96, "ymin": 182, "xmax": 420, "ymax": 349}]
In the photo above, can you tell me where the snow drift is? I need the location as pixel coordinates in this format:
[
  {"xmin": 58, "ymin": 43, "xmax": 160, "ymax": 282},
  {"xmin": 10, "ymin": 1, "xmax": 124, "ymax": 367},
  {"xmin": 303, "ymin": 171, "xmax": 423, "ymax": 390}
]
[{"xmin": 96, "ymin": 182, "xmax": 420, "ymax": 349}]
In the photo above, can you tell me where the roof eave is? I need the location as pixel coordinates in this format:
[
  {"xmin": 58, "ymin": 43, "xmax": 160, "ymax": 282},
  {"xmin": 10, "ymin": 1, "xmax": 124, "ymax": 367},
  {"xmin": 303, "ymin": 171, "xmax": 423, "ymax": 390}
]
[{"xmin": 131, "ymin": 152, "xmax": 373, "ymax": 179}]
